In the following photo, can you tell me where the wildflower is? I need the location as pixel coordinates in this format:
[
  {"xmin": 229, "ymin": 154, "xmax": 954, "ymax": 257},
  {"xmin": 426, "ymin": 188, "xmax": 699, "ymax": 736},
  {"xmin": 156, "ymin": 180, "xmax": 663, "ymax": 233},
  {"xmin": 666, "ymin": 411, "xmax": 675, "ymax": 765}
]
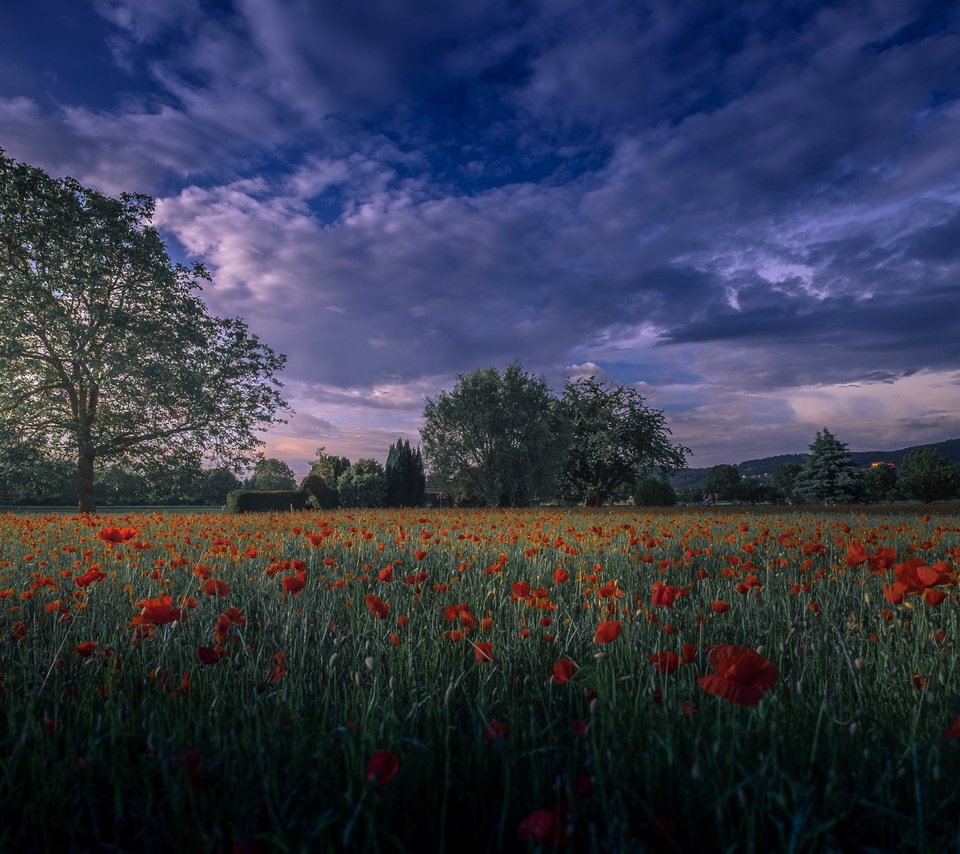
[
  {"xmin": 134, "ymin": 595, "xmax": 182, "ymax": 625},
  {"xmin": 650, "ymin": 652, "xmax": 680, "ymax": 674},
  {"xmin": 518, "ymin": 808, "xmax": 567, "ymax": 846},
  {"xmin": 72, "ymin": 641, "xmax": 98, "ymax": 658},
  {"xmin": 594, "ymin": 620, "xmax": 622, "ymax": 644},
  {"xmin": 473, "ymin": 642, "xmax": 495, "ymax": 663},
  {"xmin": 201, "ymin": 578, "xmax": 230, "ymax": 597},
  {"xmin": 366, "ymin": 749, "xmax": 400, "ymax": 785},
  {"xmin": 98, "ymin": 526, "xmax": 137, "ymax": 544},
  {"xmin": 697, "ymin": 644, "xmax": 778, "ymax": 706},
  {"xmin": 551, "ymin": 658, "xmax": 578, "ymax": 684}
]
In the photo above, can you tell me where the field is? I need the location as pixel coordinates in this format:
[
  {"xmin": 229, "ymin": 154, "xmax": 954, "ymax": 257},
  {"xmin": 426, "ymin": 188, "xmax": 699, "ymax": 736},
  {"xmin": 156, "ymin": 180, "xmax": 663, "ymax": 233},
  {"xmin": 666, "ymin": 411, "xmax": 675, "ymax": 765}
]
[{"xmin": 1, "ymin": 506, "xmax": 958, "ymax": 852}]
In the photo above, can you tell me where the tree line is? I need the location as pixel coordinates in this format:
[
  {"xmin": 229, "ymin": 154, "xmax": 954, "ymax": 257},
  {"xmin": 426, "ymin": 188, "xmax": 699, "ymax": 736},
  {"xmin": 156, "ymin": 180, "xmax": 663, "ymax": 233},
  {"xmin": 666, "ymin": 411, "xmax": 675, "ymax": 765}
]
[{"xmin": 693, "ymin": 428, "xmax": 960, "ymax": 505}]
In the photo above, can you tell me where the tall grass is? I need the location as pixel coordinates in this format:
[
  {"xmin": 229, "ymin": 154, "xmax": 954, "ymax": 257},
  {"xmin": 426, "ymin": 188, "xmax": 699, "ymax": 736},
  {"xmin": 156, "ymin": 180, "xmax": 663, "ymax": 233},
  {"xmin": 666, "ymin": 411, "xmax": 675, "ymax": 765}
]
[{"xmin": 0, "ymin": 507, "xmax": 957, "ymax": 851}]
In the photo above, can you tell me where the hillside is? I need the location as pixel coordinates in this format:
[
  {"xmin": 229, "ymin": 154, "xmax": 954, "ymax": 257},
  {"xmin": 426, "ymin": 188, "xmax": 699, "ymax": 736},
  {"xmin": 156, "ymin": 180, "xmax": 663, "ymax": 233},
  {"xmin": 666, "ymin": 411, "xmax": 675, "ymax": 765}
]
[{"xmin": 673, "ymin": 437, "xmax": 960, "ymax": 489}]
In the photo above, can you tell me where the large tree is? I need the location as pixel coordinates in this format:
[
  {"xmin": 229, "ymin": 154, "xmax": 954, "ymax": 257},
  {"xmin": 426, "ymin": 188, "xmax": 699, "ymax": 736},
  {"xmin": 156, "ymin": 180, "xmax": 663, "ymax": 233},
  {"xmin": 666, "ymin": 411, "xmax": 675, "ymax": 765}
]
[
  {"xmin": 421, "ymin": 362, "xmax": 561, "ymax": 506},
  {"xmin": 557, "ymin": 376, "xmax": 688, "ymax": 506},
  {"xmin": 897, "ymin": 448, "xmax": 959, "ymax": 503},
  {"xmin": 246, "ymin": 456, "xmax": 297, "ymax": 491},
  {"xmin": 0, "ymin": 151, "xmax": 287, "ymax": 511},
  {"xmin": 700, "ymin": 464, "xmax": 741, "ymax": 502},
  {"xmin": 792, "ymin": 428, "xmax": 864, "ymax": 504},
  {"xmin": 337, "ymin": 459, "xmax": 388, "ymax": 508}
]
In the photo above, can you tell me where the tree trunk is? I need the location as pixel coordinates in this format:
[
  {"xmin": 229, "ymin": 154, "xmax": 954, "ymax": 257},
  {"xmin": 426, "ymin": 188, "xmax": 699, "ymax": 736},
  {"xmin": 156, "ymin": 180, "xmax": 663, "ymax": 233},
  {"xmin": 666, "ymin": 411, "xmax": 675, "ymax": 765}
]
[{"xmin": 78, "ymin": 447, "xmax": 97, "ymax": 513}]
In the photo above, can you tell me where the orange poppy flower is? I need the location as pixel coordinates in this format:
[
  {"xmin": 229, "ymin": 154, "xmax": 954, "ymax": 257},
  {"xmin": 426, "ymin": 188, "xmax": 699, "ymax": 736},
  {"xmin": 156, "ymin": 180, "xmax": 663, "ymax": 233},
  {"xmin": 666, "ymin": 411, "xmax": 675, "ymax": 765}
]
[
  {"xmin": 697, "ymin": 644, "xmax": 778, "ymax": 706},
  {"xmin": 282, "ymin": 575, "xmax": 305, "ymax": 595},
  {"xmin": 711, "ymin": 599, "xmax": 730, "ymax": 614},
  {"xmin": 98, "ymin": 526, "xmax": 137, "ymax": 544},
  {"xmin": 594, "ymin": 620, "xmax": 622, "ymax": 644},
  {"xmin": 74, "ymin": 568, "xmax": 106, "ymax": 587},
  {"xmin": 72, "ymin": 641, "xmax": 98, "ymax": 658}
]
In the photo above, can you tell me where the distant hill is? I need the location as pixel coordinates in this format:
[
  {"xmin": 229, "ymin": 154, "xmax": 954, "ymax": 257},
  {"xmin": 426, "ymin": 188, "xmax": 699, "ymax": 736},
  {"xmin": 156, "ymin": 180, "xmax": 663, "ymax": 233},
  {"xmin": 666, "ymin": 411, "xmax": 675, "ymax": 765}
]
[{"xmin": 672, "ymin": 438, "xmax": 960, "ymax": 489}]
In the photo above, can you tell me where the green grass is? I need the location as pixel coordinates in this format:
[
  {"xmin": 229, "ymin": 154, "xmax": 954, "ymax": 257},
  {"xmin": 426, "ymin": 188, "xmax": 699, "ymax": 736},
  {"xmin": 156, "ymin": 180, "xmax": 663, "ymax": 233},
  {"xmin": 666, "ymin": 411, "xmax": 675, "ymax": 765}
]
[{"xmin": 0, "ymin": 507, "xmax": 958, "ymax": 852}]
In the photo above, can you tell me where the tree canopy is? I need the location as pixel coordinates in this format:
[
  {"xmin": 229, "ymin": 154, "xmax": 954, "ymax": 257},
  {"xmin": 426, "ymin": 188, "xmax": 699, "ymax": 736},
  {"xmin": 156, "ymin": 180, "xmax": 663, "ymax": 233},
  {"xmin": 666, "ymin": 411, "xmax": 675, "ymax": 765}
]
[
  {"xmin": 897, "ymin": 448, "xmax": 959, "ymax": 503},
  {"xmin": 792, "ymin": 428, "xmax": 864, "ymax": 504},
  {"xmin": 421, "ymin": 362, "xmax": 561, "ymax": 506},
  {"xmin": 557, "ymin": 376, "xmax": 688, "ymax": 506},
  {"xmin": 0, "ymin": 151, "xmax": 288, "ymax": 511},
  {"xmin": 246, "ymin": 457, "xmax": 297, "ymax": 491},
  {"xmin": 385, "ymin": 439, "xmax": 426, "ymax": 507}
]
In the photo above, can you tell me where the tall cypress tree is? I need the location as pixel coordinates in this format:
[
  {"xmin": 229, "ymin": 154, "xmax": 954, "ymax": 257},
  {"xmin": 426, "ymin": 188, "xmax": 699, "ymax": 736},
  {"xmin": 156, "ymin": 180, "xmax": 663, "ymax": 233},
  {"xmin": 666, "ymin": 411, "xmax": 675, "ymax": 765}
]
[{"xmin": 386, "ymin": 439, "xmax": 426, "ymax": 507}]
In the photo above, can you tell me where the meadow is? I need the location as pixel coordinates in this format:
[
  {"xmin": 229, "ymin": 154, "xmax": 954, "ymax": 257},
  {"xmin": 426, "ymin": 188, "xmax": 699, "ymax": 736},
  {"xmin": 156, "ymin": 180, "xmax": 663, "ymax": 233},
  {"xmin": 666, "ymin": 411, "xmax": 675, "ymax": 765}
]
[{"xmin": 0, "ymin": 506, "xmax": 957, "ymax": 852}]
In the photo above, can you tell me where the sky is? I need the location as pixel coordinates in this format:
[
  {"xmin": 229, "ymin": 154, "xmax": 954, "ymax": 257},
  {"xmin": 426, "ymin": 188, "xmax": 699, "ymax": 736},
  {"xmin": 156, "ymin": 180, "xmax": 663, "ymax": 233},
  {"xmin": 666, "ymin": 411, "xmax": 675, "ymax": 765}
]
[{"xmin": 3, "ymin": 0, "xmax": 959, "ymax": 477}]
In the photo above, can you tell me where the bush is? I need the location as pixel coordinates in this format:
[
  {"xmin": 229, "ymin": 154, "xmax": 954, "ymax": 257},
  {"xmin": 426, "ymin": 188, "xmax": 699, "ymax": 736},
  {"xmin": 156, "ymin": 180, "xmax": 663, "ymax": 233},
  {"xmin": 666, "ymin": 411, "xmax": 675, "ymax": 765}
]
[
  {"xmin": 299, "ymin": 474, "xmax": 339, "ymax": 509},
  {"xmin": 225, "ymin": 489, "xmax": 311, "ymax": 513},
  {"xmin": 633, "ymin": 477, "xmax": 677, "ymax": 507},
  {"xmin": 337, "ymin": 459, "xmax": 388, "ymax": 508}
]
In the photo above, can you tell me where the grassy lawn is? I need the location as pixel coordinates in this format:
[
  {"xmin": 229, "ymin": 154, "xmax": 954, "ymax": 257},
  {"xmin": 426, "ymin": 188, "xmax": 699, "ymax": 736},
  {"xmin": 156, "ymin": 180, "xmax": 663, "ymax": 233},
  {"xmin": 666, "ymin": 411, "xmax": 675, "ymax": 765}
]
[{"xmin": 1, "ymin": 506, "xmax": 958, "ymax": 852}]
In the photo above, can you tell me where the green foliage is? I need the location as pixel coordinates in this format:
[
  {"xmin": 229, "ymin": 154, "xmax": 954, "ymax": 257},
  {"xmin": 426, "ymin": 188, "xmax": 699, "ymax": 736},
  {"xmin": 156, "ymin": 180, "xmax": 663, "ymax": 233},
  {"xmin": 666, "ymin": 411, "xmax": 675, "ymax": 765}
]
[
  {"xmin": 771, "ymin": 462, "xmax": 803, "ymax": 502},
  {"xmin": 701, "ymin": 464, "xmax": 741, "ymax": 500},
  {"xmin": 337, "ymin": 459, "xmax": 388, "ymax": 507},
  {"xmin": 863, "ymin": 463, "xmax": 899, "ymax": 504},
  {"xmin": 246, "ymin": 457, "xmax": 297, "ymax": 491},
  {"xmin": 0, "ymin": 151, "xmax": 287, "ymax": 512},
  {"xmin": 421, "ymin": 362, "xmax": 561, "ymax": 506},
  {"xmin": 310, "ymin": 447, "xmax": 351, "ymax": 486},
  {"xmin": 94, "ymin": 463, "xmax": 152, "ymax": 505},
  {"xmin": 200, "ymin": 467, "xmax": 243, "ymax": 506},
  {"xmin": 557, "ymin": 376, "xmax": 688, "ymax": 506},
  {"xmin": 897, "ymin": 448, "xmax": 959, "ymax": 502},
  {"xmin": 224, "ymin": 489, "xmax": 310, "ymax": 513},
  {"xmin": 385, "ymin": 439, "xmax": 426, "ymax": 507},
  {"xmin": 299, "ymin": 473, "xmax": 339, "ymax": 509},
  {"xmin": 633, "ymin": 476, "xmax": 677, "ymax": 506},
  {"xmin": 793, "ymin": 428, "xmax": 864, "ymax": 504}
]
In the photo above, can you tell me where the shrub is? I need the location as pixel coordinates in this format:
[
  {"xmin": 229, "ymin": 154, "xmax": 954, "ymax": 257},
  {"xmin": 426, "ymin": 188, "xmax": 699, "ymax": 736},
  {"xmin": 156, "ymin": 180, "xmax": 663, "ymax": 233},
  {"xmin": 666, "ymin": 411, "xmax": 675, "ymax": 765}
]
[
  {"xmin": 225, "ymin": 489, "xmax": 311, "ymax": 513},
  {"xmin": 633, "ymin": 476, "xmax": 677, "ymax": 507},
  {"xmin": 337, "ymin": 459, "xmax": 388, "ymax": 507},
  {"xmin": 299, "ymin": 474, "xmax": 339, "ymax": 509}
]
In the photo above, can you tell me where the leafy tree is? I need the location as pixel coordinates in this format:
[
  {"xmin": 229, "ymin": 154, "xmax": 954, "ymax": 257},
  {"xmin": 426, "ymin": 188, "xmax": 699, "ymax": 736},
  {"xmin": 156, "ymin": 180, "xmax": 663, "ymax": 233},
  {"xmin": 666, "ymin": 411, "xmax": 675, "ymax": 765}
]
[
  {"xmin": 421, "ymin": 362, "xmax": 561, "ymax": 506},
  {"xmin": 386, "ymin": 439, "xmax": 426, "ymax": 507},
  {"xmin": 633, "ymin": 477, "xmax": 677, "ymax": 507},
  {"xmin": 94, "ymin": 463, "xmax": 151, "ymax": 505},
  {"xmin": 247, "ymin": 457, "xmax": 297, "ymax": 491},
  {"xmin": 863, "ymin": 463, "xmax": 898, "ymax": 504},
  {"xmin": 0, "ymin": 151, "xmax": 287, "ymax": 512},
  {"xmin": 200, "ymin": 466, "xmax": 243, "ymax": 506},
  {"xmin": 792, "ymin": 428, "xmax": 864, "ymax": 504},
  {"xmin": 557, "ymin": 377, "xmax": 688, "ymax": 506},
  {"xmin": 897, "ymin": 449, "xmax": 959, "ymax": 503},
  {"xmin": 771, "ymin": 463, "xmax": 802, "ymax": 503},
  {"xmin": 337, "ymin": 459, "xmax": 388, "ymax": 507},
  {"xmin": 700, "ymin": 464, "xmax": 741, "ymax": 501},
  {"xmin": 310, "ymin": 448, "xmax": 351, "ymax": 486}
]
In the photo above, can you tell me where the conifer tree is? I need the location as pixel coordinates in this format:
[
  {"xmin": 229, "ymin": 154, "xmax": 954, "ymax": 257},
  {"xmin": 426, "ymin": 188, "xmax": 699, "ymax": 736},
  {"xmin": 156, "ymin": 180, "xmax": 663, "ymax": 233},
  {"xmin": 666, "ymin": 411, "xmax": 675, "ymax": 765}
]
[
  {"xmin": 792, "ymin": 428, "xmax": 864, "ymax": 504},
  {"xmin": 386, "ymin": 439, "xmax": 426, "ymax": 507}
]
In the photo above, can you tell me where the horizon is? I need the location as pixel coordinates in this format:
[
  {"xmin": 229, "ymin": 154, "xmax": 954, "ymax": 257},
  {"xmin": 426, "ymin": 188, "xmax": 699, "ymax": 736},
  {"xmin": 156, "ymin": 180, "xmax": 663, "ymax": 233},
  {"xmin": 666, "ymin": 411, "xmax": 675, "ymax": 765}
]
[{"xmin": 4, "ymin": 1, "xmax": 959, "ymax": 476}]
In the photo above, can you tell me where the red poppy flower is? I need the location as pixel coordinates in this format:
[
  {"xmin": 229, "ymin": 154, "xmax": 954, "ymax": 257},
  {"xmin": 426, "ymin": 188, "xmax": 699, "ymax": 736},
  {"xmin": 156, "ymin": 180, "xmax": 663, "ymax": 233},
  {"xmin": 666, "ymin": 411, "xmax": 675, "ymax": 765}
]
[
  {"xmin": 711, "ymin": 599, "xmax": 730, "ymax": 614},
  {"xmin": 73, "ymin": 641, "xmax": 98, "ymax": 658},
  {"xmin": 483, "ymin": 719, "xmax": 510, "ymax": 742},
  {"xmin": 473, "ymin": 642, "xmax": 495, "ymax": 663},
  {"xmin": 517, "ymin": 808, "xmax": 567, "ymax": 846},
  {"xmin": 136, "ymin": 595, "xmax": 182, "ymax": 625},
  {"xmin": 282, "ymin": 575, "xmax": 305, "ymax": 595},
  {"xmin": 98, "ymin": 526, "xmax": 137, "ymax": 544},
  {"xmin": 74, "ymin": 568, "xmax": 107, "ymax": 587},
  {"xmin": 681, "ymin": 643, "xmax": 698, "ymax": 664},
  {"xmin": 201, "ymin": 578, "xmax": 230, "ymax": 597},
  {"xmin": 697, "ymin": 644, "xmax": 778, "ymax": 706},
  {"xmin": 366, "ymin": 749, "xmax": 400, "ymax": 785},
  {"xmin": 365, "ymin": 594, "xmax": 390, "ymax": 620},
  {"xmin": 650, "ymin": 651, "xmax": 680, "ymax": 674},
  {"xmin": 941, "ymin": 714, "xmax": 960, "ymax": 739},
  {"xmin": 197, "ymin": 645, "xmax": 227, "ymax": 665},
  {"xmin": 594, "ymin": 620, "xmax": 622, "ymax": 644},
  {"xmin": 551, "ymin": 657, "xmax": 578, "ymax": 684}
]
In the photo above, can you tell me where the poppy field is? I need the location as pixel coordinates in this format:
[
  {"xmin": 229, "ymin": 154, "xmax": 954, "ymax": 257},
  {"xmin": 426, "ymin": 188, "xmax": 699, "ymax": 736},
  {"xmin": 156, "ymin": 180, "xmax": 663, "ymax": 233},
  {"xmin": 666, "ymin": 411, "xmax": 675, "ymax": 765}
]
[{"xmin": 1, "ymin": 507, "xmax": 958, "ymax": 852}]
